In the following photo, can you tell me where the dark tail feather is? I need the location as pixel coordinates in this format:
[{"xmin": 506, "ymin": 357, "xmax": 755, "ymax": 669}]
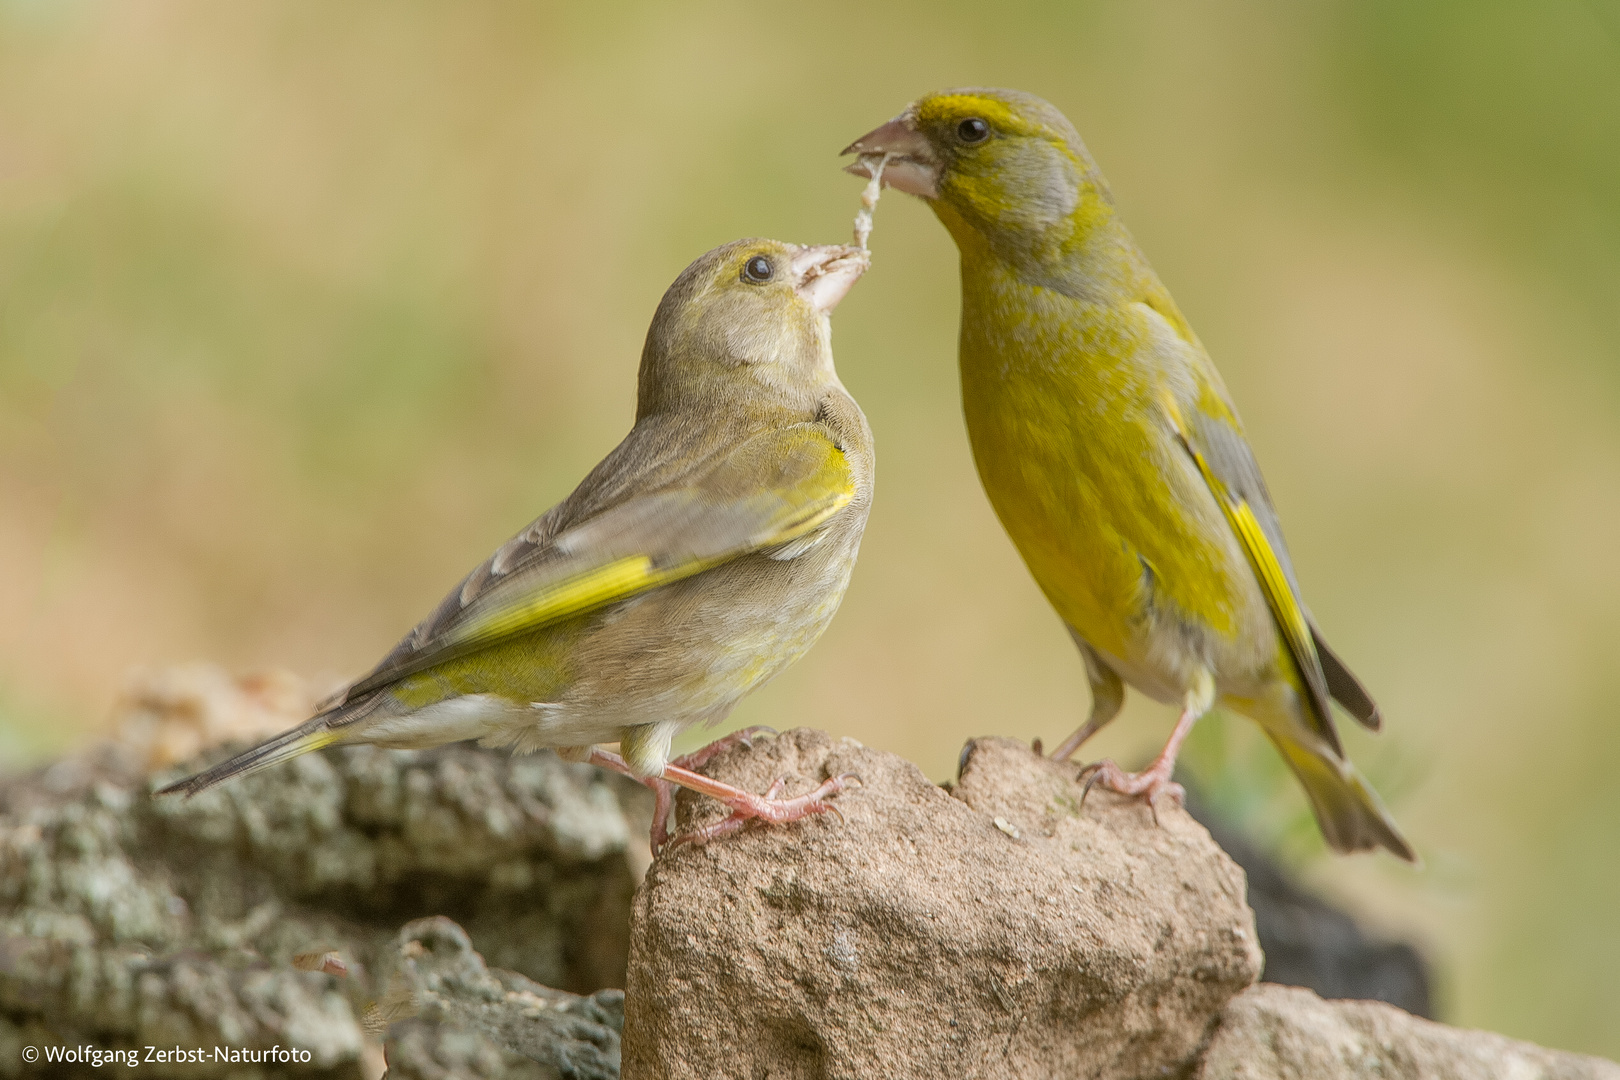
[
  {"xmin": 1311, "ymin": 624, "xmax": 1381, "ymax": 731},
  {"xmin": 156, "ymin": 714, "xmax": 344, "ymax": 798},
  {"xmin": 1268, "ymin": 732, "xmax": 1418, "ymax": 864}
]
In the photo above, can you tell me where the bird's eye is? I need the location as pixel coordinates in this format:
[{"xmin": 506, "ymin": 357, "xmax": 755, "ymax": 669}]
[
  {"xmin": 957, "ymin": 117, "xmax": 990, "ymax": 143},
  {"xmin": 742, "ymin": 255, "xmax": 774, "ymax": 283}
]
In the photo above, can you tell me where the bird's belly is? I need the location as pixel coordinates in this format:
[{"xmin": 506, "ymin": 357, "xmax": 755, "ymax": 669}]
[
  {"xmin": 962, "ymin": 359, "xmax": 1273, "ymax": 697},
  {"xmin": 547, "ymin": 540, "xmax": 860, "ymax": 733},
  {"xmin": 377, "ymin": 537, "xmax": 861, "ymax": 754},
  {"xmin": 363, "ymin": 693, "xmax": 531, "ymax": 748}
]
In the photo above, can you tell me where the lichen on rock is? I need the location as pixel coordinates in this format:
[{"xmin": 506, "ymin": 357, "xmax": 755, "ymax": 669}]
[
  {"xmin": 378, "ymin": 916, "xmax": 623, "ymax": 1080},
  {"xmin": 0, "ymin": 666, "xmax": 648, "ymax": 1079}
]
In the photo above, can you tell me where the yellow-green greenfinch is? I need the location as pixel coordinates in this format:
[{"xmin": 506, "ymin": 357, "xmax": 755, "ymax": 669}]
[
  {"xmin": 845, "ymin": 89, "xmax": 1415, "ymax": 861},
  {"xmin": 161, "ymin": 238, "xmax": 875, "ymax": 850}
]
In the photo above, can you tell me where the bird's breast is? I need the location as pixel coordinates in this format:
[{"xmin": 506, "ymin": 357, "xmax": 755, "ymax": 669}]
[{"xmin": 956, "ymin": 268, "xmax": 1266, "ymax": 678}]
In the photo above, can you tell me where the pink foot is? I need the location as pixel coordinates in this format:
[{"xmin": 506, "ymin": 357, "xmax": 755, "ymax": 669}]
[
  {"xmin": 1077, "ymin": 758, "xmax": 1185, "ymax": 824},
  {"xmin": 589, "ymin": 745, "xmax": 853, "ymax": 853},
  {"xmin": 645, "ymin": 727, "xmax": 778, "ymax": 852},
  {"xmin": 1074, "ymin": 695, "xmax": 1207, "ymax": 827},
  {"xmin": 668, "ymin": 772, "xmax": 856, "ymax": 847}
]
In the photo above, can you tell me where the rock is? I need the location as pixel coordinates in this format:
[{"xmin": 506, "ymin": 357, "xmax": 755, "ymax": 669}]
[
  {"xmin": 379, "ymin": 917, "xmax": 623, "ymax": 1080},
  {"xmin": 1186, "ymin": 792, "xmax": 1432, "ymax": 1016},
  {"xmin": 622, "ymin": 730, "xmax": 1264, "ymax": 1080},
  {"xmin": 1196, "ymin": 983, "xmax": 1620, "ymax": 1080},
  {"xmin": 10, "ymin": 678, "xmax": 1613, "ymax": 1080},
  {"xmin": 387, "ymin": 1019, "xmax": 558, "ymax": 1080},
  {"xmin": 0, "ymin": 666, "xmax": 649, "ymax": 1079}
]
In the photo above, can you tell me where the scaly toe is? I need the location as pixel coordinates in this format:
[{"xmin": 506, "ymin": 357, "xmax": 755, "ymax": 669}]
[
  {"xmin": 1076, "ymin": 760, "xmax": 1184, "ymax": 826},
  {"xmin": 667, "ymin": 774, "xmax": 851, "ymax": 847}
]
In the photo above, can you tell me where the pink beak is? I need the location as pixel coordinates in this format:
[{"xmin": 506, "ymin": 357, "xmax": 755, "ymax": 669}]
[
  {"xmin": 841, "ymin": 113, "xmax": 941, "ymax": 199},
  {"xmin": 791, "ymin": 244, "xmax": 869, "ymax": 314}
]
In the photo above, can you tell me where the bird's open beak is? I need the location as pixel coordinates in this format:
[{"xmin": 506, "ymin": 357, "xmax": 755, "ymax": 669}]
[
  {"xmin": 791, "ymin": 244, "xmax": 869, "ymax": 315},
  {"xmin": 841, "ymin": 112, "xmax": 940, "ymax": 199}
]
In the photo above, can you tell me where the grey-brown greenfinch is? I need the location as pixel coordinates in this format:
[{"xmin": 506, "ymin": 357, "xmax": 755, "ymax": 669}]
[{"xmin": 161, "ymin": 238, "xmax": 875, "ymax": 851}]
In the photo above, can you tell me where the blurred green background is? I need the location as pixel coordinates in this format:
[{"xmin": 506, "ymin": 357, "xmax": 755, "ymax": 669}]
[{"xmin": 2, "ymin": 0, "xmax": 1617, "ymax": 1055}]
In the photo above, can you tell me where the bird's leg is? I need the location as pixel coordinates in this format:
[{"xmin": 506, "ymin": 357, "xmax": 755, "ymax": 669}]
[
  {"xmin": 1051, "ymin": 709, "xmax": 1114, "ymax": 764},
  {"xmin": 589, "ymin": 747, "xmax": 854, "ymax": 851},
  {"xmin": 1077, "ymin": 671, "xmax": 1213, "ymax": 823},
  {"xmin": 639, "ymin": 727, "xmax": 778, "ymax": 852},
  {"xmin": 670, "ymin": 726, "xmax": 776, "ymax": 774},
  {"xmin": 1052, "ymin": 635, "xmax": 1125, "ymax": 761},
  {"xmin": 644, "ymin": 778, "xmax": 678, "ymax": 855}
]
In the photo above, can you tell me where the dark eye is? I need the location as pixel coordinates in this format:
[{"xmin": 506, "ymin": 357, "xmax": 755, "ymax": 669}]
[
  {"xmin": 957, "ymin": 117, "xmax": 990, "ymax": 143},
  {"xmin": 742, "ymin": 255, "xmax": 774, "ymax": 283}
]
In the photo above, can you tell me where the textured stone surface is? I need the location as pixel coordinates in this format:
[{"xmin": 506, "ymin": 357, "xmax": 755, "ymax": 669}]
[
  {"xmin": 379, "ymin": 917, "xmax": 622, "ymax": 1080},
  {"xmin": 622, "ymin": 730, "xmax": 1264, "ymax": 1080},
  {"xmin": 1188, "ymin": 793, "xmax": 1431, "ymax": 1016},
  {"xmin": 10, "ymin": 673, "xmax": 1614, "ymax": 1080},
  {"xmin": 0, "ymin": 666, "xmax": 647, "ymax": 1079},
  {"xmin": 1197, "ymin": 983, "xmax": 1620, "ymax": 1080}
]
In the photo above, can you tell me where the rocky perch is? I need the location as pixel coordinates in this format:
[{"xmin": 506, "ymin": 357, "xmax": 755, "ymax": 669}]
[
  {"xmin": 0, "ymin": 668, "xmax": 1614, "ymax": 1079},
  {"xmin": 625, "ymin": 730, "xmax": 1619, "ymax": 1080},
  {"xmin": 0, "ymin": 666, "xmax": 648, "ymax": 1079}
]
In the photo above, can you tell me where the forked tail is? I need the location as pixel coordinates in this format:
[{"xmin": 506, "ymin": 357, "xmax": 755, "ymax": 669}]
[
  {"xmin": 1267, "ymin": 733, "xmax": 1418, "ymax": 864},
  {"xmin": 156, "ymin": 710, "xmax": 347, "ymax": 797}
]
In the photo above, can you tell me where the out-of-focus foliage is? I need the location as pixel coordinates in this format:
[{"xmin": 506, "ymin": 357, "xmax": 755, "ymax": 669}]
[{"xmin": 0, "ymin": 0, "xmax": 1615, "ymax": 1056}]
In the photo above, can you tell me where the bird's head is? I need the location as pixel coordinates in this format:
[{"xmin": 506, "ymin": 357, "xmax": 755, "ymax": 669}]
[
  {"xmin": 638, "ymin": 238, "xmax": 867, "ymax": 416},
  {"xmin": 844, "ymin": 88, "xmax": 1113, "ymax": 266}
]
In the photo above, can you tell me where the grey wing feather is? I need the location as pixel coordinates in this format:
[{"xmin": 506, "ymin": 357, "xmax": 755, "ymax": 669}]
[
  {"xmin": 1311, "ymin": 623, "xmax": 1382, "ymax": 731},
  {"xmin": 332, "ymin": 419, "xmax": 710, "ymax": 703},
  {"xmin": 1188, "ymin": 409, "xmax": 1380, "ymax": 733},
  {"xmin": 340, "ymin": 418, "xmax": 852, "ymax": 701},
  {"xmin": 1187, "ymin": 409, "xmax": 1302, "ymax": 596}
]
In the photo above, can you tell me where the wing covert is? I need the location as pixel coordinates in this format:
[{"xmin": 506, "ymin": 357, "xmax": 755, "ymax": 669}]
[{"xmin": 344, "ymin": 423, "xmax": 856, "ymax": 698}]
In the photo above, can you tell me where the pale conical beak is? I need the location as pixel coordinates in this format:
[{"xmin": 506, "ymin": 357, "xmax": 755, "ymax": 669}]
[
  {"xmin": 841, "ymin": 114, "xmax": 941, "ymax": 199},
  {"xmin": 791, "ymin": 244, "xmax": 869, "ymax": 314}
]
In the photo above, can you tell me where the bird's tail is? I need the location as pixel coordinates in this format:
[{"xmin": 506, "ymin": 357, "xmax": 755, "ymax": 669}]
[
  {"xmin": 1265, "ymin": 731, "xmax": 1418, "ymax": 863},
  {"xmin": 155, "ymin": 708, "xmax": 352, "ymax": 798}
]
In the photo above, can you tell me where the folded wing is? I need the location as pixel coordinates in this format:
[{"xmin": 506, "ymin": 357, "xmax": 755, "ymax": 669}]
[
  {"xmin": 342, "ymin": 423, "xmax": 857, "ymax": 700},
  {"xmin": 1159, "ymin": 384, "xmax": 1342, "ymax": 755}
]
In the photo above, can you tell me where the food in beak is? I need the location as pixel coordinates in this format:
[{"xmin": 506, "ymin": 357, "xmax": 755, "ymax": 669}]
[
  {"xmin": 792, "ymin": 245, "xmax": 868, "ymax": 314},
  {"xmin": 841, "ymin": 115, "xmax": 940, "ymax": 199},
  {"xmin": 853, "ymin": 153, "xmax": 891, "ymax": 252}
]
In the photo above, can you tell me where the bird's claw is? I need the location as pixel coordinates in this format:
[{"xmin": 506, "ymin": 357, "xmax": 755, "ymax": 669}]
[
  {"xmin": 668, "ymin": 772, "xmax": 853, "ymax": 848},
  {"xmin": 1075, "ymin": 758, "xmax": 1183, "ymax": 826}
]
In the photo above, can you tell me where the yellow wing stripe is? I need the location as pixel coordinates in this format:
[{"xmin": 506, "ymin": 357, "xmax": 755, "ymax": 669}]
[
  {"xmin": 446, "ymin": 489, "xmax": 853, "ymax": 654},
  {"xmin": 453, "ymin": 555, "xmax": 663, "ymax": 646},
  {"xmin": 1227, "ymin": 498, "xmax": 1316, "ymax": 671},
  {"xmin": 1159, "ymin": 387, "xmax": 1338, "ymax": 748},
  {"xmin": 1159, "ymin": 387, "xmax": 1322, "ymax": 684},
  {"xmin": 339, "ymin": 439, "xmax": 857, "ymax": 699}
]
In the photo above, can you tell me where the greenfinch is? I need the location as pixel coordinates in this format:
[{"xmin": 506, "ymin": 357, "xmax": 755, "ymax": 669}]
[
  {"xmin": 846, "ymin": 89, "xmax": 1415, "ymax": 861},
  {"xmin": 161, "ymin": 238, "xmax": 875, "ymax": 850}
]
